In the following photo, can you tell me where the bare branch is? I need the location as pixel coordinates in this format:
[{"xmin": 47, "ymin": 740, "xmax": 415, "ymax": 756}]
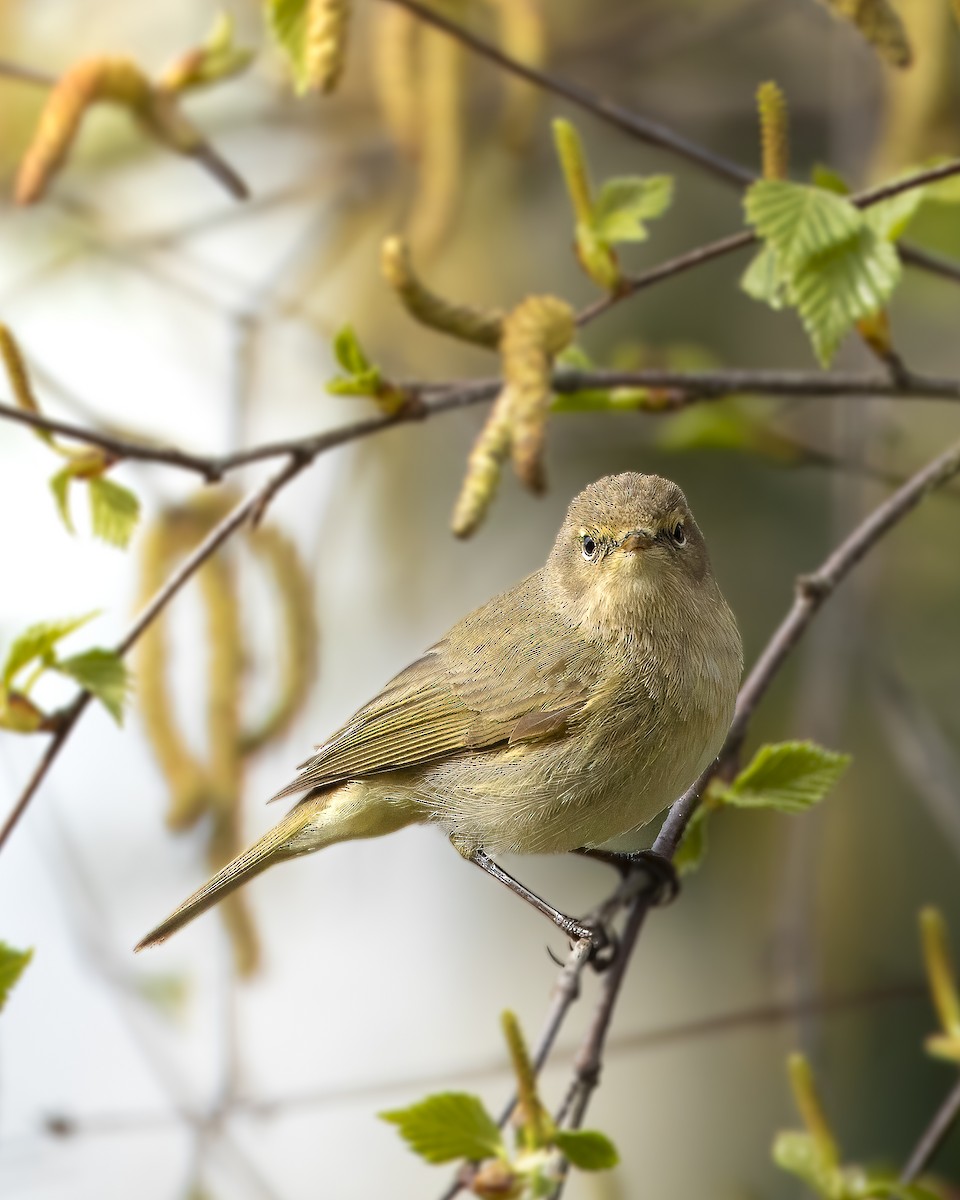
[
  {"xmin": 901, "ymin": 1074, "xmax": 960, "ymax": 1185},
  {"xmin": 379, "ymin": 0, "xmax": 753, "ymax": 188}
]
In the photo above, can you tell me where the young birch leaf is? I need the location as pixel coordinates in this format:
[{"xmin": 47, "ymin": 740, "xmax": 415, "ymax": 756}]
[
  {"xmin": 266, "ymin": 0, "xmax": 312, "ymax": 92},
  {"xmin": 772, "ymin": 1130, "xmax": 838, "ymax": 1196},
  {"xmin": 723, "ymin": 741, "xmax": 851, "ymax": 813},
  {"xmin": 863, "ymin": 182, "xmax": 927, "ymax": 242},
  {"xmin": 740, "ymin": 245, "xmax": 788, "ymax": 309},
  {"xmin": 49, "ymin": 466, "xmax": 75, "ymax": 533},
  {"xmin": 88, "ymin": 477, "xmax": 141, "ymax": 549},
  {"xmin": 810, "ymin": 164, "xmax": 850, "ymax": 195},
  {"xmin": 553, "ymin": 1129, "xmax": 619, "ymax": 1171},
  {"xmin": 790, "ymin": 229, "xmax": 900, "ymax": 365},
  {"xmin": 2, "ymin": 613, "xmax": 98, "ymax": 687},
  {"xmin": 380, "ymin": 1092, "xmax": 504, "ymax": 1165},
  {"xmin": 591, "ymin": 175, "xmax": 673, "ymax": 244},
  {"xmin": 673, "ymin": 803, "xmax": 709, "ymax": 876},
  {"xmin": 333, "ymin": 324, "xmax": 371, "ymax": 375},
  {"xmin": 0, "ymin": 943, "xmax": 33, "ymax": 1011},
  {"xmin": 55, "ymin": 649, "xmax": 129, "ymax": 724},
  {"xmin": 744, "ymin": 180, "xmax": 862, "ymax": 270}
]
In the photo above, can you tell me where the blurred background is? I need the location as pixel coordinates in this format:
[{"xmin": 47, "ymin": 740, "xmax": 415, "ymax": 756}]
[{"xmin": 1, "ymin": 1, "xmax": 959, "ymax": 1197}]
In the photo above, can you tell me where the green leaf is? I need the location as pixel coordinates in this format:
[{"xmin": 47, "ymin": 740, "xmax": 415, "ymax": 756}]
[
  {"xmin": 674, "ymin": 804, "xmax": 709, "ymax": 876},
  {"xmin": 553, "ymin": 1129, "xmax": 619, "ymax": 1171},
  {"xmin": 49, "ymin": 466, "xmax": 75, "ymax": 533},
  {"xmin": 0, "ymin": 942, "xmax": 33, "ymax": 1012},
  {"xmin": 863, "ymin": 173, "xmax": 928, "ymax": 242},
  {"xmin": 328, "ymin": 325, "xmax": 383, "ymax": 397},
  {"xmin": 88, "ymin": 477, "xmax": 140, "ymax": 549},
  {"xmin": 333, "ymin": 324, "xmax": 372, "ymax": 375},
  {"xmin": 744, "ymin": 180, "xmax": 862, "ymax": 270},
  {"xmin": 722, "ymin": 741, "xmax": 851, "ymax": 814},
  {"xmin": 740, "ymin": 245, "xmax": 788, "ymax": 309},
  {"xmin": 810, "ymin": 164, "xmax": 850, "ymax": 195},
  {"xmin": 55, "ymin": 648, "xmax": 129, "ymax": 724},
  {"xmin": 265, "ymin": 0, "xmax": 313, "ymax": 93},
  {"xmin": 772, "ymin": 1130, "xmax": 839, "ymax": 1197},
  {"xmin": 790, "ymin": 228, "xmax": 900, "ymax": 365},
  {"xmin": 2, "ymin": 613, "xmax": 98, "ymax": 688},
  {"xmin": 591, "ymin": 175, "xmax": 673, "ymax": 243},
  {"xmin": 380, "ymin": 1092, "xmax": 504, "ymax": 1165}
]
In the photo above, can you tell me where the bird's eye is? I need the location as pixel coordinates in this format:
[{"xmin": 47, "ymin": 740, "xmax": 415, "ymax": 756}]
[
  {"xmin": 672, "ymin": 523, "xmax": 686, "ymax": 545},
  {"xmin": 581, "ymin": 535, "xmax": 599, "ymax": 562}
]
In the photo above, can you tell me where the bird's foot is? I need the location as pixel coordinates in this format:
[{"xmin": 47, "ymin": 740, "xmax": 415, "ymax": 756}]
[{"xmin": 561, "ymin": 913, "xmax": 619, "ymax": 971}]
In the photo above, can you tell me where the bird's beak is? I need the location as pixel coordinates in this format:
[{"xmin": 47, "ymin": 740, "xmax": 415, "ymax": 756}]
[{"xmin": 619, "ymin": 529, "xmax": 655, "ymax": 553}]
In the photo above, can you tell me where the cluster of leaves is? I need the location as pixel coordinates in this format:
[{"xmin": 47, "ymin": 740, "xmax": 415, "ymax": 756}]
[
  {"xmin": 676, "ymin": 741, "xmax": 851, "ymax": 875},
  {"xmin": 773, "ymin": 907, "xmax": 960, "ymax": 1199},
  {"xmin": 382, "ymin": 1011, "xmax": 617, "ymax": 1198},
  {"xmin": 0, "ymin": 614, "xmax": 128, "ymax": 732},
  {"xmin": 326, "ymin": 325, "xmax": 411, "ymax": 416},
  {"xmin": 742, "ymin": 165, "xmax": 960, "ymax": 365}
]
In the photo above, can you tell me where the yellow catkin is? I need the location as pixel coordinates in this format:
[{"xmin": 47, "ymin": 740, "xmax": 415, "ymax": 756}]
[
  {"xmin": 372, "ymin": 3, "xmax": 421, "ymax": 156},
  {"xmin": 756, "ymin": 81, "xmax": 789, "ymax": 181},
  {"xmin": 407, "ymin": 7, "xmax": 464, "ymax": 257},
  {"xmin": 381, "ymin": 235, "xmax": 504, "ymax": 348},
  {"xmin": 486, "ymin": 0, "xmax": 546, "ymax": 151},
  {"xmin": 136, "ymin": 515, "xmax": 211, "ymax": 831},
  {"xmin": 14, "ymin": 58, "xmax": 152, "ymax": 205},
  {"xmin": 819, "ymin": 0, "xmax": 911, "ymax": 67},
  {"xmin": 451, "ymin": 400, "xmax": 513, "ymax": 538},
  {"xmin": 0, "ymin": 324, "xmax": 39, "ymax": 413},
  {"xmin": 304, "ymin": 0, "xmax": 351, "ymax": 94},
  {"xmin": 241, "ymin": 525, "xmax": 319, "ymax": 754},
  {"xmin": 502, "ymin": 295, "xmax": 575, "ymax": 493}
]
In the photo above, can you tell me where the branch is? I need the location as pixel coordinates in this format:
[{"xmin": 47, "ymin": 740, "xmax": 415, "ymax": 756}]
[
  {"xmin": 4, "ymin": 366, "xmax": 960, "ymax": 488},
  {"xmin": 379, "ymin": 0, "xmax": 753, "ymax": 189},
  {"xmin": 382, "ymin": 0, "xmax": 960, "ymax": 300},
  {"xmin": 901, "ymin": 1074, "xmax": 960, "ymax": 1185}
]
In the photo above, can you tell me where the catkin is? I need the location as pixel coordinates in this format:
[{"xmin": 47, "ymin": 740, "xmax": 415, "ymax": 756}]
[
  {"xmin": 381, "ymin": 235, "xmax": 504, "ymax": 348},
  {"xmin": 407, "ymin": 9, "xmax": 464, "ymax": 257},
  {"xmin": 372, "ymin": 4, "xmax": 421, "ymax": 156},
  {"xmin": 451, "ymin": 294, "xmax": 574, "ymax": 536},
  {"xmin": 503, "ymin": 295, "xmax": 575, "ymax": 492},
  {"xmin": 487, "ymin": 0, "xmax": 546, "ymax": 150},
  {"xmin": 241, "ymin": 525, "xmax": 318, "ymax": 754},
  {"xmin": 15, "ymin": 58, "xmax": 152, "ymax": 205},
  {"xmin": 756, "ymin": 81, "xmax": 789, "ymax": 181},
  {"xmin": 304, "ymin": 0, "xmax": 351, "ymax": 94},
  {"xmin": 818, "ymin": 0, "xmax": 911, "ymax": 67}
]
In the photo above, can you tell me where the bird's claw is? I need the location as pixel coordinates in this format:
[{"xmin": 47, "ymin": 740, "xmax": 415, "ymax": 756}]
[
  {"xmin": 623, "ymin": 849, "xmax": 680, "ymax": 907},
  {"xmin": 564, "ymin": 915, "xmax": 619, "ymax": 971}
]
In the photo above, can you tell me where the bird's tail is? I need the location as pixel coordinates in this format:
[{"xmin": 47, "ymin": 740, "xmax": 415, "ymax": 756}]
[{"xmin": 135, "ymin": 800, "xmax": 317, "ymax": 952}]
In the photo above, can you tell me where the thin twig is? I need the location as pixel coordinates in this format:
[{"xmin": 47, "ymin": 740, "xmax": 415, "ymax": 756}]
[
  {"xmin": 379, "ymin": 0, "xmax": 753, "ymax": 188},
  {"xmin": 901, "ymin": 1074, "xmax": 960, "ymax": 1184},
  {"xmin": 4, "ymin": 367, "xmax": 960, "ymax": 486}
]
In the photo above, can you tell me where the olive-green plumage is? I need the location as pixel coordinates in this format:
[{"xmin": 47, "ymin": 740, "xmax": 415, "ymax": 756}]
[{"xmin": 136, "ymin": 473, "xmax": 742, "ymax": 951}]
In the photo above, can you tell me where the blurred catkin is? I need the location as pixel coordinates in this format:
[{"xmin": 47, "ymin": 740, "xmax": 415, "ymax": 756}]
[
  {"xmin": 304, "ymin": 0, "xmax": 352, "ymax": 94},
  {"xmin": 372, "ymin": 3, "xmax": 421, "ymax": 155},
  {"xmin": 486, "ymin": 0, "xmax": 546, "ymax": 150},
  {"xmin": 381, "ymin": 235, "xmax": 504, "ymax": 348},
  {"xmin": 817, "ymin": 0, "xmax": 911, "ymax": 67},
  {"xmin": 407, "ymin": 4, "xmax": 465, "ymax": 257},
  {"xmin": 136, "ymin": 495, "xmax": 318, "ymax": 977}
]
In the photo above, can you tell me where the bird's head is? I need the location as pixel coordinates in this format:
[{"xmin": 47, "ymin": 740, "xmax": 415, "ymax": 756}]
[{"xmin": 546, "ymin": 473, "xmax": 713, "ymax": 626}]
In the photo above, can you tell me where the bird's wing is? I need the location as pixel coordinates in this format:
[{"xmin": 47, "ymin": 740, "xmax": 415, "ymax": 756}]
[{"xmin": 272, "ymin": 573, "xmax": 604, "ymax": 799}]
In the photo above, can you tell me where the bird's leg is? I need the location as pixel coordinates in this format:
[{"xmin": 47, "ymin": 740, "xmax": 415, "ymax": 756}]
[
  {"xmin": 455, "ymin": 842, "xmax": 608, "ymax": 951},
  {"xmin": 574, "ymin": 848, "xmax": 680, "ymax": 906}
]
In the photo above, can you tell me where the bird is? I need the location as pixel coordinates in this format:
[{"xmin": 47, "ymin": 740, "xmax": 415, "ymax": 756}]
[{"xmin": 136, "ymin": 472, "xmax": 742, "ymax": 953}]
